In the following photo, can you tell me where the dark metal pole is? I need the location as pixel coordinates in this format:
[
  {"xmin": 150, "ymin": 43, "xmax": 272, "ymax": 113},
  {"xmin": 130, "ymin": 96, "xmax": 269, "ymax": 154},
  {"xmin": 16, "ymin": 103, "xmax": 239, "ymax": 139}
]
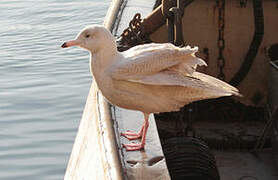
[
  {"xmin": 170, "ymin": 0, "xmax": 185, "ymax": 46},
  {"xmin": 162, "ymin": 0, "xmax": 175, "ymax": 43}
]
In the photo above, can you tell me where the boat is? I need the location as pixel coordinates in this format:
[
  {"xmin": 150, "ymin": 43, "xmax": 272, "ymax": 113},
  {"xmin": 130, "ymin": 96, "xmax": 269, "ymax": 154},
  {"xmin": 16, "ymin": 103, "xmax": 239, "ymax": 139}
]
[{"xmin": 64, "ymin": 0, "xmax": 278, "ymax": 179}]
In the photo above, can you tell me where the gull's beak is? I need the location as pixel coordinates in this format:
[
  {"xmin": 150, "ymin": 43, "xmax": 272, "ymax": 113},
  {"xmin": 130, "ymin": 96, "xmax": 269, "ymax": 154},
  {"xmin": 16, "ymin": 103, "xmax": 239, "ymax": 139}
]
[{"xmin": 61, "ymin": 40, "xmax": 81, "ymax": 48}]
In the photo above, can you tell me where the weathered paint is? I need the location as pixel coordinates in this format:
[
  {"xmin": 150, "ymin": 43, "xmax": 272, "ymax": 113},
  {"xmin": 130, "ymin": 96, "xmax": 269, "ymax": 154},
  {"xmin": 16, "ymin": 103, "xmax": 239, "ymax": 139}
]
[
  {"xmin": 64, "ymin": 82, "xmax": 123, "ymax": 180},
  {"xmin": 150, "ymin": 0, "xmax": 278, "ymax": 106}
]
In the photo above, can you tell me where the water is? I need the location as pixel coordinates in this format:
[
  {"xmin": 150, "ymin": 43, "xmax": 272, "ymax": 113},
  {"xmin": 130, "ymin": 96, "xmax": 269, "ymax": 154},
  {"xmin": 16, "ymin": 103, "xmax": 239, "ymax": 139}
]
[{"xmin": 0, "ymin": 0, "xmax": 110, "ymax": 179}]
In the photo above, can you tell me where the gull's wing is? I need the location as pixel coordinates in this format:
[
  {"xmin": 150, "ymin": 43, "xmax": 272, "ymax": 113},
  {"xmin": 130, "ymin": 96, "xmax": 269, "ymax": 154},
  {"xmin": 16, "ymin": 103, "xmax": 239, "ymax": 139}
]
[
  {"xmin": 109, "ymin": 43, "xmax": 206, "ymax": 80},
  {"xmin": 192, "ymin": 72, "xmax": 241, "ymax": 96},
  {"xmin": 109, "ymin": 42, "xmax": 239, "ymax": 96},
  {"xmin": 129, "ymin": 71, "xmax": 241, "ymax": 97}
]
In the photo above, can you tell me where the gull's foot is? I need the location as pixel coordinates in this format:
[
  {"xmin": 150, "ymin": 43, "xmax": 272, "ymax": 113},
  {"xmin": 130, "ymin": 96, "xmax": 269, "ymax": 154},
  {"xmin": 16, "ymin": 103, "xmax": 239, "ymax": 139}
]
[
  {"xmin": 120, "ymin": 130, "xmax": 142, "ymax": 140},
  {"xmin": 122, "ymin": 142, "xmax": 145, "ymax": 151}
]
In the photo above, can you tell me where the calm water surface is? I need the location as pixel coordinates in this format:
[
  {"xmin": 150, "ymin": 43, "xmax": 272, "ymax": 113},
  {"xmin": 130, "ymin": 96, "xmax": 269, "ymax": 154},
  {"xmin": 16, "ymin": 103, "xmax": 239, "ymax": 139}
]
[{"xmin": 0, "ymin": 0, "xmax": 110, "ymax": 179}]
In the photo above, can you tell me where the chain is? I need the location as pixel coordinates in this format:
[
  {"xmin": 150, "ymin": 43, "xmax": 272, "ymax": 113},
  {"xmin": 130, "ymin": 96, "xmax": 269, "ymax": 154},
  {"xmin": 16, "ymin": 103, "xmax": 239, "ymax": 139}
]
[
  {"xmin": 121, "ymin": 13, "xmax": 143, "ymax": 45},
  {"xmin": 117, "ymin": 13, "xmax": 152, "ymax": 51},
  {"xmin": 216, "ymin": 0, "xmax": 226, "ymax": 80}
]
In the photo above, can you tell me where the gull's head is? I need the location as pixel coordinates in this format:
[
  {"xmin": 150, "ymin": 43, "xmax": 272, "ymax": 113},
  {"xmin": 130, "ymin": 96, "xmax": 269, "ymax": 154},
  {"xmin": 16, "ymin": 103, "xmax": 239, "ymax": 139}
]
[{"xmin": 61, "ymin": 25, "xmax": 116, "ymax": 53}]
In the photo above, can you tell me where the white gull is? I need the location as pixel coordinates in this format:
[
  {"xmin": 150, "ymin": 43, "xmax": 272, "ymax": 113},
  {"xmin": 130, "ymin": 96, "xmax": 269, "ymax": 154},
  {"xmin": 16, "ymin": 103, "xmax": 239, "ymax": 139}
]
[{"xmin": 61, "ymin": 25, "xmax": 241, "ymax": 151}]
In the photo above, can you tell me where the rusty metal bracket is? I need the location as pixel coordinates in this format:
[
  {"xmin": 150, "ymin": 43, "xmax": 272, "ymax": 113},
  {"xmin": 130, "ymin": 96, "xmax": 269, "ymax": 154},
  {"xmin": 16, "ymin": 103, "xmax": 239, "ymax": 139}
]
[
  {"xmin": 170, "ymin": 0, "xmax": 186, "ymax": 46},
  {"xmin": 162, "ymin": 0, "xmax": 193, "ymax": 46},
  {"xmin": 116, "ymin": 0, "xmax": 194, "ymax": 51}
]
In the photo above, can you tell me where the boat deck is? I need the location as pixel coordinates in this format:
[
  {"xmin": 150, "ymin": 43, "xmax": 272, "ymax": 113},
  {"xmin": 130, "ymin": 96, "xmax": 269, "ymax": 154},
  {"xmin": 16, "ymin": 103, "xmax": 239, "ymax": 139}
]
[{"xmin": 215, "ymin": 150, "xmax": 278, "ymax": 180}]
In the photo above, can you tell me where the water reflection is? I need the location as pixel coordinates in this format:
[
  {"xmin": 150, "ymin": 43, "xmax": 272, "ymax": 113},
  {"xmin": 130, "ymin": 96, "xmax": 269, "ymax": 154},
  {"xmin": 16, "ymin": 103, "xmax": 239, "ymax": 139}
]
[{"xmin": 0, "ymin": 0, "xmax": 110, "ymax": 179}]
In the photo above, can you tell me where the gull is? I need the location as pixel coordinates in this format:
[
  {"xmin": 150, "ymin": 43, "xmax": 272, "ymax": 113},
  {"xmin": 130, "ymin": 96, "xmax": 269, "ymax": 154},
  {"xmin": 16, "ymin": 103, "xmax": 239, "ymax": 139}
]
[{"xmin": 61, "ymin": 25, "xmax": 240, "ymax": 151}]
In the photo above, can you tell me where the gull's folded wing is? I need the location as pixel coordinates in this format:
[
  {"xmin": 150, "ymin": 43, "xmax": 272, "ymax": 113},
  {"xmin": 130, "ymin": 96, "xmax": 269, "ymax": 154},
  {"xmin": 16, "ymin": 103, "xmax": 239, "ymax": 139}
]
[
  {"xmin": 109, "ymin": 43, "xmax": 205, "ymax": 80},
  {"xmin": 127, "ymin": 71, "xmax": 240, "ymax": 97}
]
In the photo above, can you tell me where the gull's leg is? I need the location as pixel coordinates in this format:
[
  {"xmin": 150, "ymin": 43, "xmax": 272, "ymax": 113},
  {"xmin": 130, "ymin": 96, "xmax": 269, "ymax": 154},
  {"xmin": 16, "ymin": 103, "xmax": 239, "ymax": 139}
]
[
  {"xmin": 123, "ymin": 113, "xmax": 149, "ymax": 151},
  {"xmin": 120, "ymin": 124, "xmax": 145, "ymax": 140}
]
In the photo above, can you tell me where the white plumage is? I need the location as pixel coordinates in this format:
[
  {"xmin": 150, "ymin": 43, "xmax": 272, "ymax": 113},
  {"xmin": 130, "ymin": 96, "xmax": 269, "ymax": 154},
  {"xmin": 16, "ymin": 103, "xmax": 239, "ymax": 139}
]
[{"xmin": 62, "ymin": 25, "xmax": 240, "ymax": 151}]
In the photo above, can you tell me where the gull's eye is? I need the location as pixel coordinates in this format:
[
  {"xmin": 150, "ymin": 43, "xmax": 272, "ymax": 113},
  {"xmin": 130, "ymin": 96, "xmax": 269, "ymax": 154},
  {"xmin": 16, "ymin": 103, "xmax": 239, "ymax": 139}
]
[{"xmin": 85, "ymin": 34, "xmax": 90, "ymax": 38}]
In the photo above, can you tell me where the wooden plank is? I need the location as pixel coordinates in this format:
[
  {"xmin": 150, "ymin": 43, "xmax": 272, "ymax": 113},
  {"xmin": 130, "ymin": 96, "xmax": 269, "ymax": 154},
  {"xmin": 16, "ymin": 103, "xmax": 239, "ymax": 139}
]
[
  {"xmin": 64, "ymin": 1, "xmax": 124, "ymax": 179},
  {"xmin": 113, "ymin": 109, "xmax": 170, "ymax": 179}
]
